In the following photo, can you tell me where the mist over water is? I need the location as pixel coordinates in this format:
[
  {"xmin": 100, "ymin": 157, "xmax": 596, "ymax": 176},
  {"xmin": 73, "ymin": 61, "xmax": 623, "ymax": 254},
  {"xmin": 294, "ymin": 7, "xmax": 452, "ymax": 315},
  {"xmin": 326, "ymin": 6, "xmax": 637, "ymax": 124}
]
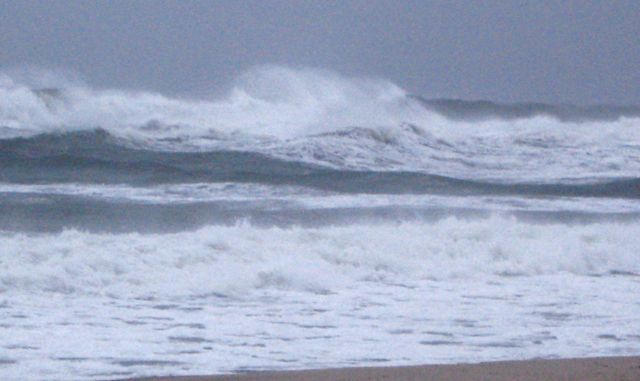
[{"xmin": 1, "ymin": 66, "xmax": 640, "ymax": 380}]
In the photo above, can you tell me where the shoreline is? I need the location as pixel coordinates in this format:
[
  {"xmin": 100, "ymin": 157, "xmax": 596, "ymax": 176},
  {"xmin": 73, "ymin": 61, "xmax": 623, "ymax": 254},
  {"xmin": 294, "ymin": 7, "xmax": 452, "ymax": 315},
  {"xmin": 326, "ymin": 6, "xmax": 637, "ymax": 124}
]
[{"xmin": 122, "ymin": 356, "xmax": 640, "ymax": 381}]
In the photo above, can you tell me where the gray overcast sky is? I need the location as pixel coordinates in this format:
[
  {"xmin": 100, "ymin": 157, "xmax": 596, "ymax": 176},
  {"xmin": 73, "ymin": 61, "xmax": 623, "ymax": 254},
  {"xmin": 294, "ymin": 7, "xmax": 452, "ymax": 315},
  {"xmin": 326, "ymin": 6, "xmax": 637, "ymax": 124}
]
[{"xmin": 1, "ymin": 0, "xmax": 638, "ymax": 104}]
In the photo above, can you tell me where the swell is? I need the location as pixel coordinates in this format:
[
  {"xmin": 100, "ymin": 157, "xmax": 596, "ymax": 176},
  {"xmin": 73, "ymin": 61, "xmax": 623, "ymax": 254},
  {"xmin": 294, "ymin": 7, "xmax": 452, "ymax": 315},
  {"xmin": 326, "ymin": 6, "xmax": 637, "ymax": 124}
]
[
  {"xmin": 0, "ymin": 129, "xmax": 321, "ymax": 184},
  {"xmin": 2, "ymin": 192, "xmax": 639, "ymax": 233},
  {"xmin": 416, "ymin": 97, "xmax": 640, "ymax": 122},
  {"xmin": 1, "ymin": 130, "xmax": 639, "ymax": 199}
]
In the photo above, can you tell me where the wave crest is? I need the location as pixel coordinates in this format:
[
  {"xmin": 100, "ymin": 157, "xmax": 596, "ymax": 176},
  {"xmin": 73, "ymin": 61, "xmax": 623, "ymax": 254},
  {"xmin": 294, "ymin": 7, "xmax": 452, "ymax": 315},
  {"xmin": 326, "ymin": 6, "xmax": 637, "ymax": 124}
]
[{"xmin": 0, "ymin": 66, "xmax": 433, "ymax": 139}]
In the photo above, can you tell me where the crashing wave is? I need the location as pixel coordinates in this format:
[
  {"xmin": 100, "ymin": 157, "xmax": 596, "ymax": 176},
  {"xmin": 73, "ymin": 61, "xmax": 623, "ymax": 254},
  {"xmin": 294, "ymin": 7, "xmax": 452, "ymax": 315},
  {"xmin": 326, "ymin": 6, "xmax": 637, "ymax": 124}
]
[
  {"xmin": 2, "ymin": 216, "xmax": 638, "ymax": 297},
  {"xmin": 1, "ymin": 66, "xmax": 640, "ymax": 181}
]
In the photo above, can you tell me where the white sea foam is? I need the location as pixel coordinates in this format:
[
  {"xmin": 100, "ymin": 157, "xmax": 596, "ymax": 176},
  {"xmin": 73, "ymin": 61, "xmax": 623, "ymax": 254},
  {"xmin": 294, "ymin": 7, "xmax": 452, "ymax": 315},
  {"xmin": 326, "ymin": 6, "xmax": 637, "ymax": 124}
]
[{"xmin": 1, "ymin": 216, "xmax": 638, "ymax": 298}]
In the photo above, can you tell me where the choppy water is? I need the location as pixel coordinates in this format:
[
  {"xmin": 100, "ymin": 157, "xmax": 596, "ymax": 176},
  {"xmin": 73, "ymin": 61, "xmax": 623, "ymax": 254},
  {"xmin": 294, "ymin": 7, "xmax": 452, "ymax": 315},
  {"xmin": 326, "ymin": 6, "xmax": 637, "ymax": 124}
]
[{"xmin": 1, "ymin": 66, "xmax": 639, "ymax": 380}]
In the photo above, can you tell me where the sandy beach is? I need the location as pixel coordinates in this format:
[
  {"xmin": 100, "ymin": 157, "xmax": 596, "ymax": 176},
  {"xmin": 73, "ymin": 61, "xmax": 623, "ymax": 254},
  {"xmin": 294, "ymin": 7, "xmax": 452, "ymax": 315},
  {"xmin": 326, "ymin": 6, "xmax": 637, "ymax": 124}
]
[{"xmin": 123, "ymin": 356, "xmax": 640, "ymax": 381}]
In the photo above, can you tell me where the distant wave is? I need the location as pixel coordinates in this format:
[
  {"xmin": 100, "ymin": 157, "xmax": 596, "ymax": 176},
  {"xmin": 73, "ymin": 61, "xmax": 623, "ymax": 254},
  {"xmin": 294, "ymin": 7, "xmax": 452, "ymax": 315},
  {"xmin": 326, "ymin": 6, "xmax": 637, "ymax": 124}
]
[{"xmin": 414, "ymin": 97, "xmax": 640, "ymax": 122}]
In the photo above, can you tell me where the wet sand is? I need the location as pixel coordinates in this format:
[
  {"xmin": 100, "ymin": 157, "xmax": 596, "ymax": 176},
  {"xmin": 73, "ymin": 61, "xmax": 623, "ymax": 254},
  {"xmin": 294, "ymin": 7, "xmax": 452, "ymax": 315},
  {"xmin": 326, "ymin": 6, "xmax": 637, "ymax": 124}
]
[{"xmin": 123, "ymin": 356, "xmax": 640, "ymax": 381}]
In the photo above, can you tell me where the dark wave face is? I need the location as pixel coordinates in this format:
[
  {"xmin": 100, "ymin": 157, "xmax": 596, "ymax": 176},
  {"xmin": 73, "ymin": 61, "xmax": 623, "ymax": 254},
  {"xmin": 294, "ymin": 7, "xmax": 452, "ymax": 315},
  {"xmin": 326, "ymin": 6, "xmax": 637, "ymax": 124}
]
[
  {"xmin": 1, "ymin": 129, "xmax": 639, "ymax": 199},
  {"xmin": 416, "ymin": 97, "xmax": 640, "ymax": 122}
]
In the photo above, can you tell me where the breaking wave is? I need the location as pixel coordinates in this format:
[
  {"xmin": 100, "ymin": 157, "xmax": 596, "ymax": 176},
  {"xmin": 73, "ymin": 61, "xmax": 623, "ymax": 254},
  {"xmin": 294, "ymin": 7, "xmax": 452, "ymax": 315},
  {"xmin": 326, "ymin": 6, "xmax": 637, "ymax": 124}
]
[
  {"xmin": 0, "ymin": 65, "xmax": 433, "ymax": 139},
  {"xmin": 2, "ymin": 66, "xmax": 640, "ymax": 181},
  {"xmin": 2, "ymin": 216, "xmax": 638, "ymax": 297}
]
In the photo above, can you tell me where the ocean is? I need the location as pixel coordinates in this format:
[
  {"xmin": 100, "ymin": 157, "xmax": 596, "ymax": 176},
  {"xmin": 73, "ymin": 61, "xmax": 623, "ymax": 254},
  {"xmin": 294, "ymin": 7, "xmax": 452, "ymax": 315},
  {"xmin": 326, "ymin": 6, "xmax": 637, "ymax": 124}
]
[{"xmin": 1, "ymin": 66, "xmax": 639, "ymax": 380}]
